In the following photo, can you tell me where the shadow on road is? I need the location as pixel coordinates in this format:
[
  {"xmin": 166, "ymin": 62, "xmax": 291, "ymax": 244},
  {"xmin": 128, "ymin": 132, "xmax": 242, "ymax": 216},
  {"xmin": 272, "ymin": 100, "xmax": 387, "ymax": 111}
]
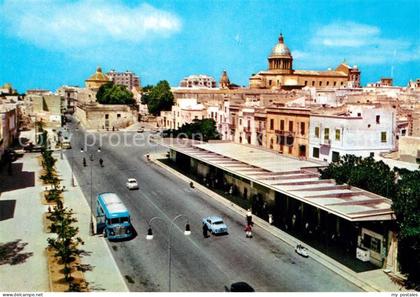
[
  {"xmin": 0, "ymin": 239, "xmax": 34, "ymax": 265},
  {"xmin": 0, "ymin": 200, "xmax": 16, "ymax": 221}
]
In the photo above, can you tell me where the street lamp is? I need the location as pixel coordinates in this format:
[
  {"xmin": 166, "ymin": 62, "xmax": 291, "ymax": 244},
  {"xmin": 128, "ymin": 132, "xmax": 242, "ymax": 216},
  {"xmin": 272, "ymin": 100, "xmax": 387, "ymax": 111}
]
[
  {"xmin": 146, "ymin": 215, "xmax": 191, "ymax": 292},
  {"xmin": 81, "ymin": 146, "xmax": 101, "ymax": 236}
]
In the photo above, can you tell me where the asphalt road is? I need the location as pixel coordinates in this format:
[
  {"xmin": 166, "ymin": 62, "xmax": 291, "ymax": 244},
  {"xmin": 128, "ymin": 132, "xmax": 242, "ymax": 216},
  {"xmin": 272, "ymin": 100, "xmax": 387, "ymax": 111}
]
[{"xmin": 65, "ymin": 121, "xmax": 362, "ymax": 292}]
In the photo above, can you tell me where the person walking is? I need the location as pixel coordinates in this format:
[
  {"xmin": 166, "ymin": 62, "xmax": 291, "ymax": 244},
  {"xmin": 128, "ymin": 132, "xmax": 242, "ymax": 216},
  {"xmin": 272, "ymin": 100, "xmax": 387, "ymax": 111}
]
[
  {"xmin": 99, "ymin": 158, "xmax": 104, "ymax": 167},
  {"xmin": 202, "ymin": 223, "xmax": 209, "ymax": 238},
  {"xmin": 246, "ymin": 209, "xmax": 253, "ymax": 226},
  {"xmin": 244, "ymin": 224, "xmax": 252, "ymax": 238}
]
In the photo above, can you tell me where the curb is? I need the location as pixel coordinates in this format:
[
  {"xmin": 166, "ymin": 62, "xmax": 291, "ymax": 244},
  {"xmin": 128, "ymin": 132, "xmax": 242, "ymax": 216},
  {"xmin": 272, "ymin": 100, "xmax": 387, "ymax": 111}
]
[{"xmin": 151, "ymin": 155, "xmax": 382, "ymax": 292}]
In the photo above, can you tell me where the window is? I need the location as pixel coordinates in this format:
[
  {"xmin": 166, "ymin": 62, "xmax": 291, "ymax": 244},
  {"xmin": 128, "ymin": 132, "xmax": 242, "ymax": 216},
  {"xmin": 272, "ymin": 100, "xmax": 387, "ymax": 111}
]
[
  {"xmin": 270, "ymin": 119, "xmax": 274, "ymax": 130},
  {"xmin": 105, "ymin": 114, "xmax": 109, "ymax": 119},
  {"xmin": 247, "ymin": 120, "xmax": 251, "ymax": 128},
  {"xmin": 280, "ymin": 120, "xmax": 284, "ymax": 131},
  {"xmin": 270, "ymin": 138, "xmax": 274, "ymax": 149},
  {"xmin": 300, "ymin": 122, "xmax": 305, "ymax": 135},
  {"xmin": 332, "ymin": 151, "xmax": 340, "ymax": 162},
  {"xmin": 239, "ymin": 119, "xmax": 242, "ymax": 125},
  {"xmin": 376, "ymin": 115, "xmax": 380, "ymax": 124},
  {"xmin": 333, "ymin": 81, "xmax": 337, "ymax": 86},
  {"xmin": 324, "ymin": 128, "xmax": 330, "ymax": 140},
  {"xmin": 315, "ymin": 127, "xmax": 320, "ymax": 138},
  {"xmin": 289, "ymin": 121, "xmax": 293, "ymax": 132},
  {"xmin": 335, "ymin": 129, "xmax": 341, "ymax": 141},
  {"xmin": 357, "ymin": 113, "xmax": 361, "ymax": 117},
  {"xmin": 117, "ymin": 114, "xmax": 121, "ymax": 118},
  {"xmin": 304, "ymin": 81, "xmax": 307, "ymax": 86},
  {"xmin": 312, "ymin": 81, "xmax": 315, "ymax": 86},
  {"xmin": 401, "ymin": 129, "xmax": 406, "ymax": 136},
  {"xmin": 313, "ymin": 147, "xmax": 320, "ymax": 158},
  {"xmin": 326, "ymin": 81, "xmax": 330, "ymax": 86},
  {"xmin": 381, "ymin": 131, "xmax": 387, "ymax": 143},
  {"xmin": 319, "ymin": 81, "xmax": 322, "ymax": 86},
  {"xmin": 269, "ymin": 80, "xmax": 272, "ymax": 86}
]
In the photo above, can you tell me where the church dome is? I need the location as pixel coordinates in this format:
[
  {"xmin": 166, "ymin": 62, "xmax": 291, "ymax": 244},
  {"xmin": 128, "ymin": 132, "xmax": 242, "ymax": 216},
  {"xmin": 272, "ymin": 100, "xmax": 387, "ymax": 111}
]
[
  {"xmin": 86, "ymin": 66, "xmax": 110, "ymax": 82},
  {"xmin": 270, "ymin": 34, "xmax": 291, "ymax": 57}
]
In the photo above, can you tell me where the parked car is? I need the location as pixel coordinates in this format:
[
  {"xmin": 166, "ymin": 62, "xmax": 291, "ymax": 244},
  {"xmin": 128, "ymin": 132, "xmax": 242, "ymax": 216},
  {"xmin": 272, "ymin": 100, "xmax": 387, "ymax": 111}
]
[
  {"xmin": 295, "ymin": 244, "xmax": 309, "ymax": 257},
  {"xmin": 202, "ymin": 216, "xmax": 228, "ymax": 235},
  {"xmin": 126, "ymin": 178, "xmax": 139, "ymax": 190},
  {"xmin": 225, "ymin": 282, "xmax": 255, "ymax": 292}
]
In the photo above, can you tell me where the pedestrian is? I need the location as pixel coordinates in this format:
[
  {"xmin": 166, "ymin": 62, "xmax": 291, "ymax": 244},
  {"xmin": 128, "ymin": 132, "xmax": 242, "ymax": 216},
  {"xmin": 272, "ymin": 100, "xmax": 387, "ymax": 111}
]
[
  {"xmin": 99, "ymin": 158, "xmax": 104, "ymax": 167},
  {"xmin": 83, "ymin": 157, "xmax": 87, "ymax": 167},
  {"xmin": 246, "ymin": 209, "xmax": 253, "ymax": 226},
  {"xmin": 244, "ymin": 224, "xmax": 252, "ymax": 238},
  {"xmin": 202, "ymin": 223, "xmax": 209, "ymax": 238}
]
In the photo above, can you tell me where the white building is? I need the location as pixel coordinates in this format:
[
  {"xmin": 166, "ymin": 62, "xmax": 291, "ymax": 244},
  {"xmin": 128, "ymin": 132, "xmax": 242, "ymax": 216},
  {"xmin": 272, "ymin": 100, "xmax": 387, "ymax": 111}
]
[
  {"xmin": 309, "ymin": 104, "xmax": 396, "ymax": 162},
  {"xmin": 179, "ymin": 75, "xmax": 217, "ymax": 89},
  {"xmin": 159, "ymin": 98, "xmax": 207, "ymax": 130}
]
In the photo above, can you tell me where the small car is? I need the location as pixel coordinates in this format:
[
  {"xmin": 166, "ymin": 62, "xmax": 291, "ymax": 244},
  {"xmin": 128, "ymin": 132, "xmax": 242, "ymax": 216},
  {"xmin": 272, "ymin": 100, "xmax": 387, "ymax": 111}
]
[
  {"xmin": 137, "ymin": 128, "xmax": 144, "ymax": 133},
  {"xmin": 126, "ymin": 178, "xmax": 139, "ymax": 190},
  {"xmin": 225, "ymin": 282, "xmax": 255, "ymax": 292},
  {"xmin": 202, "ymin": 216, "xmax": 228, "ymax": 235},
  {"xmin": 295, "ymin": 244, "xmax": 309, "ymax": 257}
]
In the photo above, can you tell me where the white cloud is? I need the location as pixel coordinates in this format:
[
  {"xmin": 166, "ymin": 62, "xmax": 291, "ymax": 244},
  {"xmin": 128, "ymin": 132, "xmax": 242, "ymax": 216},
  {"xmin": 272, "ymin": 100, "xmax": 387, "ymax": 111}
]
[
  {"xmin": 0, "ymin": 0, "xmax": 182, "ymax": 50},
  {"xmin": 314, "ymin": 22, "xmax": 380, "ymax": 47},
  {"xmin": 295, "ymin": 21, "xmax": 419, "ymax": 67}
]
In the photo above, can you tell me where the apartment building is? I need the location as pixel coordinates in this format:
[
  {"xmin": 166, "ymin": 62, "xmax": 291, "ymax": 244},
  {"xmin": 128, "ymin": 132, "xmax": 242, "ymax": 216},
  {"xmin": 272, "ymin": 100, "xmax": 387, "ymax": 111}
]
[{"xmin": 309, "ymin": 104, "xmax": 396, "ymax": 162}]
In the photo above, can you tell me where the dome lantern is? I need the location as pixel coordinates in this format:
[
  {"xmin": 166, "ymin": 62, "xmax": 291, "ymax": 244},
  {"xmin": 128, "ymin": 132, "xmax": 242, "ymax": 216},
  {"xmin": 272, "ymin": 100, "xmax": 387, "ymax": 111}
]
[{"xmin": 268, "ymin": 34, "xmax": 293, "ymax": 73}]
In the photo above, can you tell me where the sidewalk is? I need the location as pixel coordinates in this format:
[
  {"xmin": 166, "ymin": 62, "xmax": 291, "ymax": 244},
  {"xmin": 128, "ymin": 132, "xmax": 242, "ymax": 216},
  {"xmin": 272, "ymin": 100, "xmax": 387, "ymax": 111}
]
[
  {"xmin": 0, "ymin": 154, "xmax": 49, "ymax": 291},
  {"xmin": 0, "ymin": 152, "xmax": 128, "ymax": 292},
  {"xmin": 149, "ymin": 152, "xmax": 405, "ymax": 292}
]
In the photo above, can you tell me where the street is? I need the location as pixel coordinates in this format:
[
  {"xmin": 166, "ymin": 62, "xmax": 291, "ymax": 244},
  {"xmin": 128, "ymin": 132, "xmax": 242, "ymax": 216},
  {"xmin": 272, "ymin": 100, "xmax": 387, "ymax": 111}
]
[{"xmin": 65, "ymin": 121, "xmax": 362, "ymax": 292}]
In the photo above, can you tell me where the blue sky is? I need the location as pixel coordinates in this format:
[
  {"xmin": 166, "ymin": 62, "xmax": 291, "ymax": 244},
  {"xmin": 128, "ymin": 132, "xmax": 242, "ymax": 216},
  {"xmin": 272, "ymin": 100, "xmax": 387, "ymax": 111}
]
[{"xmin": 0, "ymin": 0, "xmax": 419, "ymax": 92}]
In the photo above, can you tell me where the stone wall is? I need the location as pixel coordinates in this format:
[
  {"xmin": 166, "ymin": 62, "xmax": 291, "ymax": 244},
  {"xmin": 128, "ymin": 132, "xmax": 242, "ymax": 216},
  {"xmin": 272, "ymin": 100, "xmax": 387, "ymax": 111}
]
[{"xmin": 399, "ymin": 136, "xmax": 420, "ymax": 163}]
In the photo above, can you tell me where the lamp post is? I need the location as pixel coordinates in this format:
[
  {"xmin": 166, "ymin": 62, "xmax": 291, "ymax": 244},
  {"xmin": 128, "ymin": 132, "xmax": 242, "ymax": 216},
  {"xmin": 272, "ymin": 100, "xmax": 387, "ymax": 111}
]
[
  {"xmin": 146, "ymin": 214, "xmax": 191, "ymax": 292},
  {"xmin": 81, "ymin": 146, "xmax": 101, "ymax": 235}
]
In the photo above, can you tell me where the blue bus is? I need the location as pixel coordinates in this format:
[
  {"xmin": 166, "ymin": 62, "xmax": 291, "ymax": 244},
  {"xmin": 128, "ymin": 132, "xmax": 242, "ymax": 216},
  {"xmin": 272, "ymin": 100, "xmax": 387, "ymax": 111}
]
[{"xmin": 96, "ymin": 192, "xmax": 133, "ymax": 240}]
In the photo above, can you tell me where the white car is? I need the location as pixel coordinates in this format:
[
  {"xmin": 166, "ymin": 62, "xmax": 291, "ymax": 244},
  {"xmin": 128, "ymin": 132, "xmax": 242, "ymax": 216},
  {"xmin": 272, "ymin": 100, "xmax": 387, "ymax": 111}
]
[
  {"xmin": 295, "ymin": 244, "xmax": 309, "ymax": 257},
  {"xmin": 126, "ymin": 178, "xmax": 139, "ymax": 190}
]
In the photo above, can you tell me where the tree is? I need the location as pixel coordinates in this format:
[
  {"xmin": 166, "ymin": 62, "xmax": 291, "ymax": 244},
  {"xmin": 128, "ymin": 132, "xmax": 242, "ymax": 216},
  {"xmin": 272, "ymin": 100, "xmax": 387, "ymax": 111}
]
[
  {"xmin": 392, "ymin": 169, "xmax": 420, "ymax": 288},
  {"xmin": 163, "ymin": 119, "xmax": 220, "ymax": 141},
  {"xmin": 96, "ymin": 82, "xmax": 134, "ymax": 105},
  {"xmin": 47, "ymin": 205, "xmax": 84, "ymax": 284},
  {"xmin": 141, "ymin": 80, "xmax": 174, "ymax": 115},
  {"xmin": 140, "ymin": 85, "xmax": 153, "ymax": 104}
]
